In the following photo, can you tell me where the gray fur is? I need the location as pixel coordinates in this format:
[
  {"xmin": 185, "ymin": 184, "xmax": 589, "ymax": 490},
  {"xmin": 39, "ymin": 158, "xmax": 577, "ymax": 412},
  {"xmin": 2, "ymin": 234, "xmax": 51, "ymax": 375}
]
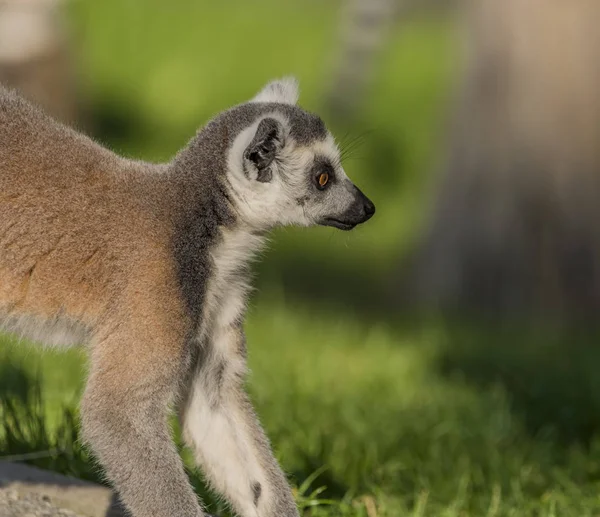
[{"xmin": 252, "ymin": 482, "xmax": 262, "ymax": 507}]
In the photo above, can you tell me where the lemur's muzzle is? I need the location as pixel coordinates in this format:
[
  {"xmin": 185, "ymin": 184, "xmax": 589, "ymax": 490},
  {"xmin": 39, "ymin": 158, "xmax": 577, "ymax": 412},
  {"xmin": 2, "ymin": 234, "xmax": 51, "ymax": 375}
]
[{"xmin": 321, "ymin": 186, "xmax": 375, "ymax": 231}]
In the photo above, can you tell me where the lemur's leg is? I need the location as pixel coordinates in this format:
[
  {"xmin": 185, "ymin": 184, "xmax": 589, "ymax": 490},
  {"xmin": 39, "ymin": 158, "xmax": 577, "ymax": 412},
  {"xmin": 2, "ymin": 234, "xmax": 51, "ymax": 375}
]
[
  {"xmin": 81, "ymin": 316, "xmax": 205, "ymax": 517},
  {"xmin": 180, "ymin": 325, "xmax": 299, "ymax": 517}
]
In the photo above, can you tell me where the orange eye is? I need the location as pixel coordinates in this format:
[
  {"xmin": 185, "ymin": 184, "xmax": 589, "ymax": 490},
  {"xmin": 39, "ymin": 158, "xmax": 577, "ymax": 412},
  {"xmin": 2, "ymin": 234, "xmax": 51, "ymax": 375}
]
[{"xmin": 318, "ymin": 172, "xmax": 329, "ymax": 188}]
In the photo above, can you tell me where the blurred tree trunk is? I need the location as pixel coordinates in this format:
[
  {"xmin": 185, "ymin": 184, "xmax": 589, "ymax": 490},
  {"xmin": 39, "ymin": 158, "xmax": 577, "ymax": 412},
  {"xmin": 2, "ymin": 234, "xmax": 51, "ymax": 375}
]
[
  {"xmin": 324, "ymin": 0, "xmax": 458, "ymax": 123},
  {"xmin": 325, "ymin": 0, "xmax": 398, "ymax": 123},
  {"xmin": 0, "ymin": 0, "xmax": 78, "ymax": 124},
  {"xmin": 417, "ymin": 0, "xmax": 600, "ymax": 318}
]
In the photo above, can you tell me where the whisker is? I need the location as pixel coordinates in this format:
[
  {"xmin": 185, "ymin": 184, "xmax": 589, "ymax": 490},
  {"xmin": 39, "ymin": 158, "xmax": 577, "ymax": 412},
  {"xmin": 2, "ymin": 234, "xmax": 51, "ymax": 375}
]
[{"xmin": 337, "ymin": 129, "xmax": 376, "ymax": 163}]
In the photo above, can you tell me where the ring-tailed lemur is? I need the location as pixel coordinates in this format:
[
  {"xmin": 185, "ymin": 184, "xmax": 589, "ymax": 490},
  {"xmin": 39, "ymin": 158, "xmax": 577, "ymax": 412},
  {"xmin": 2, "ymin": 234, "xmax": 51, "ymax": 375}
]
[{"xmin": 0, "ymin": 78, "xmax": 375, "ymax": 517}]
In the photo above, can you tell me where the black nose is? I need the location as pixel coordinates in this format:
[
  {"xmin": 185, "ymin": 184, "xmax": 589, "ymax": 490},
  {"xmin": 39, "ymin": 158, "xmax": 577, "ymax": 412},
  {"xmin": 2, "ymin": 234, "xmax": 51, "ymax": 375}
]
[
  {"xmin": 363, "ymin": 197, "xmax": 375, "ymax": 219},
  {"xmin": 356, "ymin": 187, "xmax": 375, "ymax": 221}
]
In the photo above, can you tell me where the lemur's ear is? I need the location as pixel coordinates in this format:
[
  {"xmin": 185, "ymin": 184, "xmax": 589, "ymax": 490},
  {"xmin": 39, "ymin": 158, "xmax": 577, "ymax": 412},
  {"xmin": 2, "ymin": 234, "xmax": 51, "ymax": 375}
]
[
  {"xmin": 251, "ymin": 77, "xmax": 299, "ymax": 105},
  {"xmin": 243, "ymin": 118, "xmax": 285, "ymax": 183}
]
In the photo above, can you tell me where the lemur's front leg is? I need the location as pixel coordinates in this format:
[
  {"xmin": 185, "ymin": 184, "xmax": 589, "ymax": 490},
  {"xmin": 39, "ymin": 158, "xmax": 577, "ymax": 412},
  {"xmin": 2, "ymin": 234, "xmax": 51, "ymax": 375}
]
[
  {"xmin": 81, "ymin": 312, "xmax": 206, "ymax": 517},
  {"xmin": 179, "ymin": 324, "xmax": 299, "ymax": 517}
]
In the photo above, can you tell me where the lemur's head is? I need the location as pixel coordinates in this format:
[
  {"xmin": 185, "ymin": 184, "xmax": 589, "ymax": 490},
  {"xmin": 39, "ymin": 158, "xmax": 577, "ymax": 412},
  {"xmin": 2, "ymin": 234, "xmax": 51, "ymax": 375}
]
[{"xmin": 220, "ymin": 78, "xmax": 375, "ymax": 231}]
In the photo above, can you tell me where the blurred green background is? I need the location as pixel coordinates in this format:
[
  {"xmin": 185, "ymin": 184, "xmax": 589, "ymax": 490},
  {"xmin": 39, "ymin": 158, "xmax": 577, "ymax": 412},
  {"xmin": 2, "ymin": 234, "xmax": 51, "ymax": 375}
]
[{"xmin": 3, "ymin": 1, "xmax": 600, "ymax": 516}]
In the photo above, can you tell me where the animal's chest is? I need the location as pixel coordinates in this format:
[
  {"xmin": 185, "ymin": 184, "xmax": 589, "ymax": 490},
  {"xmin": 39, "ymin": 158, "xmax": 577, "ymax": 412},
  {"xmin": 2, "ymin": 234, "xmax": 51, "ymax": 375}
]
[{"xmin": 197, "ymin": 230, "xmax": 262, "ymax": 348}]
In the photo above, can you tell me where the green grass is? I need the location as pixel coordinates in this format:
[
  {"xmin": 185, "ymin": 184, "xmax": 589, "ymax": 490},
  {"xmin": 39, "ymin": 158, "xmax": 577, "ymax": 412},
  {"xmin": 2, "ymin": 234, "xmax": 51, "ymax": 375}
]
[
  {"xmin": 5, "ymin": 308, "xmax": 600, "ymax": 516},
  {"xmin": 3, "ymin": 1, "xmax": 600, "ymax": 516}
]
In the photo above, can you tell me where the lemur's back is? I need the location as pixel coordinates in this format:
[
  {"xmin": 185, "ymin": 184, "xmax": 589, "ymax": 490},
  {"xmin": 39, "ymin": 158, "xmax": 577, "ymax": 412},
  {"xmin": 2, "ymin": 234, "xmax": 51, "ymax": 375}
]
[
  {"xmin": 0, "ymin": 87, "xmax": 169, "ymax": 334},
  {"xmin": 0, "ymin": 86, "xmax": 118, "ymax": 189}
]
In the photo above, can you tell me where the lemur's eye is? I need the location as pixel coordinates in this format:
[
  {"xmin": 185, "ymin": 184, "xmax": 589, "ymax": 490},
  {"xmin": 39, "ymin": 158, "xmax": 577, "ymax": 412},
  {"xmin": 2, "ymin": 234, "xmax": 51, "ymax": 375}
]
[{"xmin": 317, "ymin": 172, "xmax": 329, "ymax": 189}]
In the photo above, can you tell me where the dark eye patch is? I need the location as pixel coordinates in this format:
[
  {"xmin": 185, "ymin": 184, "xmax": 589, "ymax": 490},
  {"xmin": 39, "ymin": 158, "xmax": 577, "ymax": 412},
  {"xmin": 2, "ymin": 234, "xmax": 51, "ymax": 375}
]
[{"xmin": 310, "ymin": 156, "xmax": 335, "ymax": 190}]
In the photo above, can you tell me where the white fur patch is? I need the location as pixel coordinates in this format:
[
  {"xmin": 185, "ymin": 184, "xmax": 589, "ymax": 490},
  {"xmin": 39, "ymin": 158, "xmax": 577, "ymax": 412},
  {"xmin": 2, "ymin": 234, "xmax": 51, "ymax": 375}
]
[
  {"xmin": 182, "ymin": 380, "xmax": 265, "ymax": 517},
  {"xmin": 310, "ymin": 133, "xmax": 342, "ymax": 166},
  {"xmin": 183, "ymin": 226, "xmax": 269, "ymax": 517},
  {"xmin": 251, "ymin": 77, "xmax": 299, "ymax": 105},
  {"xmin": 198, "ymin": 227, "xmax": 266, "ymax": 342},
  {"xmin": 225, "ymin": 113, "xmax": 302, "ymax": 229}
]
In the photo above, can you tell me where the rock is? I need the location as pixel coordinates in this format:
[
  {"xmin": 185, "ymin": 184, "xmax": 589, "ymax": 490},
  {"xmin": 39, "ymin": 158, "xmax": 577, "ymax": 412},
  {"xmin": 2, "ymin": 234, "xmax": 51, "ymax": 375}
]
[
  {"xmin": 0, "ymin": 490, "xmax": 80, "ymax": 517},
  {"xmin": 0, "ymin": 463, "xmax": 123, "ymax": 517},
  {"xmin": 0, "ymin": 462, "xmax": 220, "ymax": 517}
]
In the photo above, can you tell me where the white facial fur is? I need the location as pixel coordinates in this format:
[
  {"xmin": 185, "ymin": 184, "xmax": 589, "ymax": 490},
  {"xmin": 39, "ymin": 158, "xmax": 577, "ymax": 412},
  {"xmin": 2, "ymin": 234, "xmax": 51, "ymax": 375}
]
[{"xmin": 225, "ymin": 119, "xmax": 351, "ymax": 230}]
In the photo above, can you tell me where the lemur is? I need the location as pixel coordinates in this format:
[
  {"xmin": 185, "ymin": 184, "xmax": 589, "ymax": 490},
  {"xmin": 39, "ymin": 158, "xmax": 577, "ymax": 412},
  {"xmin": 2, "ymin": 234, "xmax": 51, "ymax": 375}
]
[{"xmin": 0, "ymin": 78, "xmax": 375, "ymax": 517}]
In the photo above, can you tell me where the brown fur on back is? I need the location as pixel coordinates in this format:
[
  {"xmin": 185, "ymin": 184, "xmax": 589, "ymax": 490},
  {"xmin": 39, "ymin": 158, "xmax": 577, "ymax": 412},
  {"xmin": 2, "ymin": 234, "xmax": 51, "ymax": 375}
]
[{"xmin": 0, "ymin": 86, "xmax": 179, "ymax": 333}]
